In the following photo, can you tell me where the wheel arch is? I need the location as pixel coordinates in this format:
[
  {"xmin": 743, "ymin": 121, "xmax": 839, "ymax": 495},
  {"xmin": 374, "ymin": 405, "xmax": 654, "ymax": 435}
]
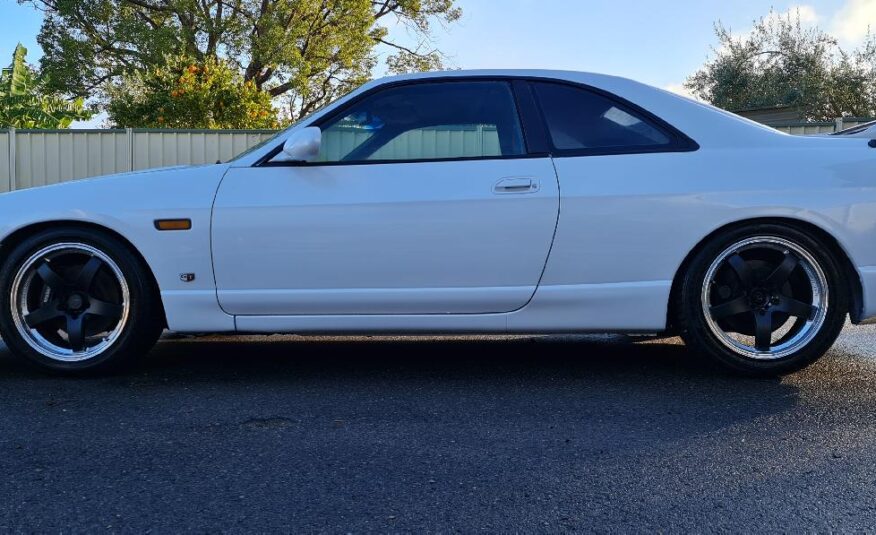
[
  {"xmin": 667, "ymin": 217, "xmax": 863, "ymax": 332},
  {"xmin": 0, "ymin": 220, "xmax": 168, "ymax": 328}
]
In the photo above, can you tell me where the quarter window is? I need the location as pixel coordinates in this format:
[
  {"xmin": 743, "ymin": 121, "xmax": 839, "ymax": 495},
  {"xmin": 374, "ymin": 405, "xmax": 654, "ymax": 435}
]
[
  {"xmin": 317, "ymin": 81, "xmax": 525, "ymax": 163},
  {"xmin": 532, "ymin": 82, "xmax": 671, "ymax": 151}
]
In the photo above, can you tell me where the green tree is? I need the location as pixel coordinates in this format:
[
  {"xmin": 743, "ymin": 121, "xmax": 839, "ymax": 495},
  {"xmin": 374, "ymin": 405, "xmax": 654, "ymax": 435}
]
[
  {"xmin": 20, "ymin": 0, "xmax": 461, "ymax": 121},
  {"xmin": 685, "ymin": 10, "xmax": 876, "ymax": 120},
  {"xmin": 107, "ymin": 55, "xmax": 279, "ymax": 128},
  {"xmin": 0, "ymin": 43, "xmax": 91, "ymax": 128}
]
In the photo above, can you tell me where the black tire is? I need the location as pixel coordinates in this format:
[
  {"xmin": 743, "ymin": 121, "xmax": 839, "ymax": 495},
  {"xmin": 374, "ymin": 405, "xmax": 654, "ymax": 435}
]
[
  {"xmin": 0, "ymin": 227, "xmax": 163, "ymax": 375},
  {"xmin": 676, "ymin": 223, "xmax": 848, "ymax": 377}
]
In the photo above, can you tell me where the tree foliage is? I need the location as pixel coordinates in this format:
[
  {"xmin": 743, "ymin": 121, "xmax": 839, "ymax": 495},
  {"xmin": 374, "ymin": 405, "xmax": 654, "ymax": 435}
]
[
  {"xmin": 107, "ymin": 54, "xmax": 279, "ymax": 128},
  {"xmin": 685, "ymin": 11, "xmax": 876, "ymax": 120},
  {"xmin": 20, "ymin": 0, "xmax": 461, "ymax": 121},
  {"xmin": 0, "ymin": 43, "xmax": 91, "ymax": 128}
]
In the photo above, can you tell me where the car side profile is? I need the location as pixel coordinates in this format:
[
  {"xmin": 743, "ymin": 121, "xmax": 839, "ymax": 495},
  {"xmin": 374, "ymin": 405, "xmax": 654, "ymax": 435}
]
[{"xmin": 0, "ymin": 69, "xmax": 874, "ymax": 376}]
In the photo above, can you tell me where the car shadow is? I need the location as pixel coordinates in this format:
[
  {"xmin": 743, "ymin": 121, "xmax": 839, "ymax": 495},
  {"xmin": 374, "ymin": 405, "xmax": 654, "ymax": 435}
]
[{"xmin": 0, "ymin": 334, "xmax": 809, "ymax": 444}]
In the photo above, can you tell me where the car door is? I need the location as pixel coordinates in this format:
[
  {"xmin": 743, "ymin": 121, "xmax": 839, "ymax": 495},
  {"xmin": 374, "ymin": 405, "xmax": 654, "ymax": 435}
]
[{"xmin": 212, "ymin": 80, "xmax": 560, "ymax": 316}]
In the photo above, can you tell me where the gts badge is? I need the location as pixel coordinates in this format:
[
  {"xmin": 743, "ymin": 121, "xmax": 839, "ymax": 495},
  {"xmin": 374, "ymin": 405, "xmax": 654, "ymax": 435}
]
[{"xmin": 180, "ymin": 273, "xmax": 196, "ymax": 283}]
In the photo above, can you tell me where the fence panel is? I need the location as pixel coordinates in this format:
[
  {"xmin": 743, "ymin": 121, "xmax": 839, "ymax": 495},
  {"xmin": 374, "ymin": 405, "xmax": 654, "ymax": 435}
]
[
  {"xmin": 131, "ymin": 130, "xmax": 275, "ymax": 170},
  {"xmin": 772, "ymin": 122, "xmax": 837, "ymax": 136},
  {"xmin": 833, "ymin": 117, "xmax": 874, "ymax": 132},
  {"xmin": 0, "ymin": 128, "xmax": 277, "ymax": 192},
  {"xmin": 772, "ymin": 117, "xmax": 876, "ymax": 135},
  {"xmin": 0, "ymin": 130, "xmax": 9, "ymax": 193},
  {"xmin": 14, "ymin": 130, "xmax": 130, "ymax": 189}
]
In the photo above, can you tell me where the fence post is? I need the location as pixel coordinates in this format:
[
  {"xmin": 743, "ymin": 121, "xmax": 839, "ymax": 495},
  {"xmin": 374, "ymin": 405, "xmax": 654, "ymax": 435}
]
[
  {"xmin": 126, "ymin": 128, "xmax": 134, "ymax": 172},
  {"xmin": 835, "ymin": 117, "xmax": 845, "ymax": 133},
  {"xmin": 8, "ymin": 126, "xmax": 15, "ymax": 192}
]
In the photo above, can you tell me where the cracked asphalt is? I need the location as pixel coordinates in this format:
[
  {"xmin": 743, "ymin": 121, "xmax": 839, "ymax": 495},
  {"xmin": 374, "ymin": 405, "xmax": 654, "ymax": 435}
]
[{"xmin": 1, "ymin": 325, "xmax": 876, "ymax": 532}]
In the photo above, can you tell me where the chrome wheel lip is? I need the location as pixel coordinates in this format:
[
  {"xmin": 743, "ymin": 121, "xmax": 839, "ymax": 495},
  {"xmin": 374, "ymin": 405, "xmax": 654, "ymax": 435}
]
[
  {"xmin": 701, "ymin": 236, "xmax": 829, "ymax": 361},
  {"xmin": 10, "ymin": 243, "xmax": 131, "ymax": 363}
]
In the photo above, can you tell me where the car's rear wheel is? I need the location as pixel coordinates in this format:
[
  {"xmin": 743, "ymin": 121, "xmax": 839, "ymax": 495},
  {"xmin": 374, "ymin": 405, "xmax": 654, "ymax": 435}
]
[
  {"xmin": 0, "ymin": 228, "xmax": 163, "ymax": 374},
  {"xmin": 677, "ymin": 223, "xmax": 848, "ymax": 376}
]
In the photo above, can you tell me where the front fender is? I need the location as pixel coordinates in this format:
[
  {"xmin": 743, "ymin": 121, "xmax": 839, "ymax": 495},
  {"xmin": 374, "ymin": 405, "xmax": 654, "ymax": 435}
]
[{"xmin": 0, "ymin": 164, "xmax": 235, "ymax": 332}]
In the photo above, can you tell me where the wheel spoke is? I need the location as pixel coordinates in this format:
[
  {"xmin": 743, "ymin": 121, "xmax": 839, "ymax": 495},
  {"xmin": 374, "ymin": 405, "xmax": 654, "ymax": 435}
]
[
  {"xmin": 709, "ymin": 296, "xmax": 752, "ymax": 320},
  {"xmin": 65, "ymin": 315, "xmax": 86, "ymax": 352},
  {"xmin": 774, "ymin": 297, "xmax": 816, "ymax": 319},
  {"xmin": 86, "ymin": 299, "xmax": 123, "ymax": 321},
  {"xmin": 765, "ymin": 252, "xmax": 799, "ymax": 289},
  {"xmin": 24, "ymin": 305, "xmax": 63, "ymax": 327},
  {"xmin": 74, "ymin": 256, "xmax": 103, "ymax": 291},
  {"xmin": 754, "ymin": 311, "xmax": 773, "ymax": 351},
  {"xmin": 726, "ymin": 254, "xmax": 753, "ymax": 287},
  {"xmin": 36, "ymin": 262, "xmax": 66, "ymax": 291}
]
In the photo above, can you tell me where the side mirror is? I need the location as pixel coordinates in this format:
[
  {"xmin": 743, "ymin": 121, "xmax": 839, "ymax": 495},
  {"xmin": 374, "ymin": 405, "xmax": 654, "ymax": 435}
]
[{"xmin": 276, "ymin": 127, "xmax": 321, "ymax": 163}]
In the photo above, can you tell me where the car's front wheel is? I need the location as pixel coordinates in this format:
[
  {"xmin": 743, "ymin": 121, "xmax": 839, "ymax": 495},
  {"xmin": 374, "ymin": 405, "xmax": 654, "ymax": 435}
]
[
  {"xmin": 0, "ymin": 228, "xmax": 163, "ymax": 374},
  {"xmin": 677, "ymin": 223, "xmax": 848, "ymax": 376}
]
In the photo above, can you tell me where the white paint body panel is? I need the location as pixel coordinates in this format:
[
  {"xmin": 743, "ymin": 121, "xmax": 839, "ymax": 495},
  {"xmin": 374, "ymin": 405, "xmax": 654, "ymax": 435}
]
[
  {"xmin": 212, "ymin": 159, "xmax": 560, "ymax": 314},
  {"xmin": 0, "ymin": 69, "xmax": 875, "ymax": 336},
  {"xmin": 0, "ymin": 164, "xmax": 236, "ymax": 332}
]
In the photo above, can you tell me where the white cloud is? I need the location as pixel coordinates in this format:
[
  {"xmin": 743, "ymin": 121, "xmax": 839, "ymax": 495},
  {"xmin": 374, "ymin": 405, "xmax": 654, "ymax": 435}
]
[
  {"xmin": 745, "ymin": 5, "xmax": 819, "ymax": 35},
  {"xmin": 784, "ymin": 5, "xmax": 819, "ymax": 25},
  {"xmin": 831, "ymin": 0, "xmax": 876, "ymax": 43}
]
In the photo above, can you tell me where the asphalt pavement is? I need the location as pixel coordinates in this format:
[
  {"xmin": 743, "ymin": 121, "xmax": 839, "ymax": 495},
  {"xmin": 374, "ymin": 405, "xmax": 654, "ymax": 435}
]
[{"xmin": 1, "ymin": 326, "xmax": 876, "ymax": 532}]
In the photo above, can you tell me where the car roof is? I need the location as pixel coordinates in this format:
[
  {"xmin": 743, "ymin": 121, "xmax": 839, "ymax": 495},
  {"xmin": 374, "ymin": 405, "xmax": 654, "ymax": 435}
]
[
  {"xmin": 377, "ymin": 68, "xmax": 606, "ymax": 79},
  {"xmin": 360, "ymin": 69, "xmax": 628, "ymax": 90}
]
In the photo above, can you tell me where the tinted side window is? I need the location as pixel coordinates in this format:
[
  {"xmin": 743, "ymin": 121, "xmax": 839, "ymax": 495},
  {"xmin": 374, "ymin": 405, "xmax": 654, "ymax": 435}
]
[
  {"xmin": 532, "ymin": 82, "xmax": 671, "ymax": 151},
  {"xmin": 317, "ymin": 81, "xmax": 525, "ymax": 163}
]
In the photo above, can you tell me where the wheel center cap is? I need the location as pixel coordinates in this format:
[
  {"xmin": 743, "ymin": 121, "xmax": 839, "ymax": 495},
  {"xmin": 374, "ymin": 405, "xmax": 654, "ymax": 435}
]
[
  {"xmin": 750, "ymin": 289, "xmax": 768, "ymax": 308},
  {"xmin": 66, "ymin": 294, "xmax": 85, "ymax": 311}
]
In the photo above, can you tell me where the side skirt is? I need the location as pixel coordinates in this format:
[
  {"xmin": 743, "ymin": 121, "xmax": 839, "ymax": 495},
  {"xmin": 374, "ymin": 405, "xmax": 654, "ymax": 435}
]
[{"xmin": 232, "ymin": 281, "xmax": 673, "ymax": 335}]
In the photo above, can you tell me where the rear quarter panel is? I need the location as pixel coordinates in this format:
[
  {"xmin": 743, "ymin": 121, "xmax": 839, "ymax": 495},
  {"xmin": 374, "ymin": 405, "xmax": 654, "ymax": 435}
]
[{"xmin": 540, "ymin": 137, "xmax": 876, "ymax": 325}]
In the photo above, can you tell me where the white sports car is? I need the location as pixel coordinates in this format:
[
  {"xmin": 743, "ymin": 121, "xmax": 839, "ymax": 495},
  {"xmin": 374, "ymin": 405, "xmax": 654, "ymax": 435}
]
[{"xmin": 0, "ymin": 70, "xmax": 874, "ymax": 376}]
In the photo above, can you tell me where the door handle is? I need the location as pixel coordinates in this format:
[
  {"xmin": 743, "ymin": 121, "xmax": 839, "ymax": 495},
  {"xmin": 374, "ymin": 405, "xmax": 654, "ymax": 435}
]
[{"xmin": 493, "ymin": 177, "xmax": 539, "ymax": 194}]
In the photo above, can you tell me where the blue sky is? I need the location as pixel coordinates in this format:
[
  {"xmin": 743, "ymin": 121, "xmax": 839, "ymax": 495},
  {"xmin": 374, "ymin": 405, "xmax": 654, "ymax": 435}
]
[
  {"xmin": 403, "ymin": 0, "xmax": 876, "ymax": 95},
  {"xmin": 2, "ymin": 0, "xmax": 875, "ymax": 107}
]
